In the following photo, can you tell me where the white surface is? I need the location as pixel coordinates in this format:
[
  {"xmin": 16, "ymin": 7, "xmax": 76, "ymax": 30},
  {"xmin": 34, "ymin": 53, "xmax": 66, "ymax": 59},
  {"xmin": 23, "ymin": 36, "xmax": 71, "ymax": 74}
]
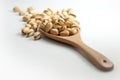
[{"xmin": 0, "ymin": 0, "xmax": 120, "ymax": 80}]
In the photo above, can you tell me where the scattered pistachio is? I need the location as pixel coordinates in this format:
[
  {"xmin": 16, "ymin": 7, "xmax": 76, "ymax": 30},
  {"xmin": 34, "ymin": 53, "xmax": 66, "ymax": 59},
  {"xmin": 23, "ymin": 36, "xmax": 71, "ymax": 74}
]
[
  {"xmin": 23, "ymin": 15, "xmax": 31, "ymax": 22},
  {"xmin": 34, "ymin": 32, "xmax": 41, "ymax": 40},
  {"xmin": 27, "ymin": 6, "xmax": 35, "ymax": 14},
  {"xmin": 13, "ymin": 6, "xmax": 21, "ymax": 12},
  {"xmin": 22, "ymin": 27, "xmax": 30, "ymax": 35},
  {"xmin": 27, "ymin": 29, "xmax": 34, "ymax": 37},
  {"xmin": 19, "ymin": 10, "xmax": 27, "ymax": 16}
]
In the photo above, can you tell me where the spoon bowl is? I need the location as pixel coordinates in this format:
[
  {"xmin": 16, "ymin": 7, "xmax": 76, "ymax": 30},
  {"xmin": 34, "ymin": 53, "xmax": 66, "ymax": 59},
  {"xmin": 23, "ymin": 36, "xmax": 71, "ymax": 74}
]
[{"xmin": 40, "ymin": 29, "xmax": 114, "ymax": 71}]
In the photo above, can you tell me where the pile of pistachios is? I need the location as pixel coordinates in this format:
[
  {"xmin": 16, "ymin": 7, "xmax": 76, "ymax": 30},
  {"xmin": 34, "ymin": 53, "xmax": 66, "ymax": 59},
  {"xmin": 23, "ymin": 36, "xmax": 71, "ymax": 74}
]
[{"xmin": 13, "ymin": 6, "xmax": 80, "ymax": 40}]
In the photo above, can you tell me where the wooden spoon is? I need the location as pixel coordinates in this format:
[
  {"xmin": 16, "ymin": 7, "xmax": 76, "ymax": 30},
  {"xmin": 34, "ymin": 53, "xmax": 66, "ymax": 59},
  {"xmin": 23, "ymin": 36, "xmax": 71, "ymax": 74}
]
[{"xmin": 40, "ymin": 29, "xmax": 114, "ymax": 71}]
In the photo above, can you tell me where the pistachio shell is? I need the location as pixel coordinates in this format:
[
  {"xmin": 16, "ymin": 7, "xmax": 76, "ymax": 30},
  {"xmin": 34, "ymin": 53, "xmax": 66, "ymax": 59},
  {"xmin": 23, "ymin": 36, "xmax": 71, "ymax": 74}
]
[
  {"xmin": 50, "ymin": 29, "xmax": 59, "ymax": 35},
  {"xmin": 43, "ymin": 22, "xmax": 53, "ymax": 32},
  {"xmin": 60, "ymin": 30, "xmax": 69, "ymax": 36}
]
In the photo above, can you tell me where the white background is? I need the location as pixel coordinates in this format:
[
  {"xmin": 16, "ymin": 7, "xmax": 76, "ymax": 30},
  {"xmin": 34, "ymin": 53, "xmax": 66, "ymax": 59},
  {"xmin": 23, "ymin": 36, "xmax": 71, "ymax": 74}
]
[{"xmin": 0, "ymin": 0, "xmax": 120, "ymax": 80}]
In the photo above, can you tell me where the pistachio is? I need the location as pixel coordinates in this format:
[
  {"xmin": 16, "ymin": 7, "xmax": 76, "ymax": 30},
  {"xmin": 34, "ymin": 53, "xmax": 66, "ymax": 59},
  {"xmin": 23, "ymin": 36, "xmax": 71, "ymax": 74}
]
[
  {"xmin": 27, "ymin": 29, "xmax": 34, "ymax": 37},
  {"xmin": 26, "ymin": 24, "xmax": 31, "ymax": 28},
  {"xmin": 22, "ymin": 27, "xmax": 30, "ymax": 35},
  {"xmin": 60, "ymin": 30, "xmax": 69, "ymax": 36},
  {"xmin": 19, "ymin": 10, "xmax": 28, "ymax": 16},
  {"xmin": 50, "ymin": 29, "xmax": 59, "ymax": 35},
  {"xmin": 27, "ymin": 6, "xmax": 35, "ymax": 14},
  {"xmin": 43, "ymin": 22, "xmax": 53, "ymax": 32},
  {"xmin": 34, "ymin": 32, "xmax": 41, "ymax": 40},
  {"xmin": 70, "ymin": 28, "xmax": 78, "ymax": 35},
  {"xmin": 13, "ymin": 6, "xmax": 21, "ymax": 12},
  {"xmin": 23, "ymin": 15, "xmax": 31, "ymax": 22}
]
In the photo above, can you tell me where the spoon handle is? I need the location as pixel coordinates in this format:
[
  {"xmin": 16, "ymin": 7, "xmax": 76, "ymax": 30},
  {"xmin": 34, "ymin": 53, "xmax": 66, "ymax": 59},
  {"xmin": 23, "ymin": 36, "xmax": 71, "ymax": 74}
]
[{"xmin": 74, "ymin": 40, "xmax": 114, "ymax": 71}]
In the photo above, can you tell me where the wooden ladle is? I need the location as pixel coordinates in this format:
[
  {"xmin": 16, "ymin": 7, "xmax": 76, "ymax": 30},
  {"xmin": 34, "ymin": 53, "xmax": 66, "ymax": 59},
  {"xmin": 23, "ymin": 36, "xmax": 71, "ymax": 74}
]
[{"xmin": 40, "ymin": 29, "xmax": 114, "ymax": 71}]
